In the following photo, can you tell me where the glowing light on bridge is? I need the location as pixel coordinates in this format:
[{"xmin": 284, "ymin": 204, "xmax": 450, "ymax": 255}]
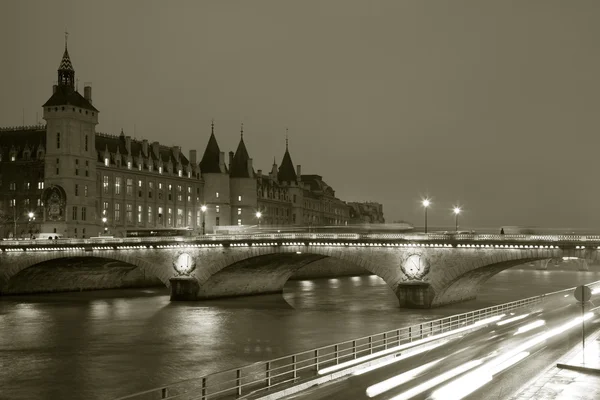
[{"xmin": 496, "ymin": 313, "xmax": 530, "ymax": 326}]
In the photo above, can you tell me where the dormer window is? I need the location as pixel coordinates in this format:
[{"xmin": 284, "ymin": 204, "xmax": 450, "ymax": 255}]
[
  {"xmin": 138, "ymin": 164, "xmax": 142, "ymax": 171},
  {"xmin": 159, "ymin": 166, "xmax": 163, "ymax": 174},
  {"xmin": 148, "ymin": 164, "xmax": 153, "ymax": 172},
  {"xmin": 178, "ymin": 170, "xmax": 182, "ymax": 177},
  {"xmin": 187, "ymin": 171, "xmax": 191, "ymax": 178},
  {"xmin": 104, "ymin": 157, "xmax": 109, "ymax": 166},
  {"xmin": 127, "ymin": 161, "xmax": 132, "ymax": 170}
]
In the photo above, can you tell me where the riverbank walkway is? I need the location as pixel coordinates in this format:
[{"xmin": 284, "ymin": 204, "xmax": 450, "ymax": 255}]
[{"xmin": 511, "ymin": 327, "xmax": 600, "ymax": 400}]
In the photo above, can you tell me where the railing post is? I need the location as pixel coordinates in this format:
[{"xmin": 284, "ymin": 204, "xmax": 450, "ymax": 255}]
[
  {"xmin": 161, "ymin": 388, "xmax": 168, "ymax": 399},
  {"xmin": 314, "ymin": 349, "xmax": 319, "ymax": 370},
  {"xmin": 292, "ymin": 355, "xmax": 297, "ymax": 379},
  {"xmin": 383, "ymin": 332, "xmax": 387, "ymax": 349},
  {"xmin": 352, "ymin": 340, "xmax": 357, "ymax": 359},
  {"xmin": 265, "ymin": 361, "xmax": 271, "ymax": 387},
  {"xmin": 368, "ymin": 336, "xmax": 373, "ymax": 354},
  {"xmin": 334, "ymin": 345, "xmax": 339, "ymax": 364},
  {"xmin": 201, "ymin": 377, "xmax": 207, "ymax": 400},
  {"xmin": 236, "ymin": 369, "xmax": 242, "ymax": 396}
]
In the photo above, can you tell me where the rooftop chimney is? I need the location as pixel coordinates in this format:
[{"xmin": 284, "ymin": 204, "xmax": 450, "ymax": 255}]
[
  {"xmin": 189, "ymin": 149, "xmax": 197, "ymax": 164},
  {"xmin": 247, "ymin": 158, "xmax": 253, "ymax": 177},
  {"xmin": 151, "ymin": 141, "xmax": 160, "ymax": 158},
  {"xmin": 257, "ymin": 169, "xmax": 262, "ymax": 178},
  {"xmin": 125, "ymin": 136, "xmax": 132, "ymax": 154},
  {"xmin": 218, "ymin": 151, "xmax": 225, "ymax": 171},
  {"xmin": 228, "ymin": 151, "xmax": 234, "ymax": 170},
  {"xmin": 142, "ymin": 139, "xmax": 149, "ymax": 156},
  {"xmin": 84, "ymin": 85, "xmax": 92, "ymax": 103},
  {"xmin": 52, "ymin": 85, "xmax": 57, "ymax": 94},
  {"xmin": 296, "ymin": 165, "xmax": 302, "ymax": 178},
  {"xmin": 172, "ymin": 146, "xmax": 180, "ymax": 162}
]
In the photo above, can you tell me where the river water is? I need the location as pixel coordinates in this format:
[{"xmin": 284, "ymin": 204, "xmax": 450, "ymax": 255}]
[{"xmin": 1, "ymin": 265, "xmax": 599, "ymax": 400}]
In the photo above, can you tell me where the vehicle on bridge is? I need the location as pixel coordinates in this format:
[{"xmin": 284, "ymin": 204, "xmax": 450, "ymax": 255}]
[
  {"xmin": 214, "ymin": 223, "xmax": 415, "ymax": 235},
  {"xmin": 33, "ymin": 233, "xmax": 63, "ymax": 240},
  {"xmin": 125, "ymin": 228, "xmax": 194, "ymax": 238}
]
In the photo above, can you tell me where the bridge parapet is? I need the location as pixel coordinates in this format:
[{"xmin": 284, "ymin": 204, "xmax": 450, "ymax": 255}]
[{"xmin": 4, "ymin": 232, "xmax": 600, "ymax": 250}]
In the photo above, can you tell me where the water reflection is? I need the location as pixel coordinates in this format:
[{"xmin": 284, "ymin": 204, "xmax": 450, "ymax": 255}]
[{"xmin": 0, "ymin": 266, "xmax": 598, "ymax": 400}]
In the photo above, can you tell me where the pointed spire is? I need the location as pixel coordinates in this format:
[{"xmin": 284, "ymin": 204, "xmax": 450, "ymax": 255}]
[
  {"xmin": 230, "ymin": 133, "xmax": 253, "ymax": 178},
  {"xmin": 240, "ymin": 122, "xmax": 244, "ymax": 139},
  {"xmin": 57, "ymin": 31, "xmax": 75, "ymax": 89},
  {"xmin": 200, "ymin": 121, "xmax": 223, "ymax": 173},
  {"xmin": 278, "ymin": 131, "xmax": 297, "ymax": 183},
  {"xmin": 273, "ymin": 156, "xmax": 276, "ymax": 165},
  {"xmin": 211, "ymin": 118, "xmax": 215, "ymax": 134}
]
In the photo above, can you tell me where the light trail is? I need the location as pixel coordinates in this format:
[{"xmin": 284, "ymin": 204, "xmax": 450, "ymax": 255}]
[
  {"xmin": 514, "ymin": 320, "xmax": 546, "ymax": 335},
  {"xmin": 317, "ymin": 314, "xmax": 504, "ymax": 375},
  {"xmin": 365, "ymin": 358, "xmax": 450, "ymax": 398},
  {"xmin": 428, "ymin": 312, "xmax": 595, "ymax": 400},
  {"xmin": 497, "ymin": 314, "xmax": 530, "ymax": 326},
  {"xmin": 382, "ymin": 359, "xmax": 484, "ymax": 400},
  {"xmin": 352, "ymin": 341, "xmax": 448, "ymax": 376}
]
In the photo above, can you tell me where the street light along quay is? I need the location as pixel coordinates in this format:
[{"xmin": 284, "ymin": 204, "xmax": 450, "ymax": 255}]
[
  {"xmin": 256, "ymin": 211, "xmax": 262, "ymax": 228},
  {"xmin": 422, "ymin": 199, "xmax": 431, "ymax": 234},
  {"xmin": 453, "ymin": 206, "xmax": 461, "ymax": 232},
  {"xmin": 200, "ymin": 205, "xmax": 207, "ymax": 235}
]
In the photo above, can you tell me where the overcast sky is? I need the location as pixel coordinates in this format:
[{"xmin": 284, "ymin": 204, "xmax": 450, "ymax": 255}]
[{"xmin": 2, "ymin": 0, "xmax": 599, "ymax": 230}]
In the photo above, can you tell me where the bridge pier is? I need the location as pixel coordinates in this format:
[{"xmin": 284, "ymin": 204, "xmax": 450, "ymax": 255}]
[
  {"xmin": 578, "ymin": 259, "xmax": 590, "ymax": 272},
  {"xmin": 395, "ymin": 283, "xmax": 435, "ymax": 309},
  {"xmin": 536, "ymin": 259, "xmax": 550, "ymax": 270},
  {"xmin": 169, "ymin": 277, "xmax": 200, "ymax": 301}
]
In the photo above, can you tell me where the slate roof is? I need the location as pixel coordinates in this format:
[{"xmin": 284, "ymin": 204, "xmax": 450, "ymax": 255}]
[
  {"xmin": 230, "ymin": 136, "xmax": 253, "ymax": 178},
  {"xmin": 43, "ymin": 85, "xmax": 98, "ymax": 112},
  {"xmin": 95, "ymin": 133, "xmax": 190, "ymax": 168},
  {"xmin": 277, "ymin": 148, "xmax": 297, "ymax": 182},
  {"xmin": 301, "ymin": 174, "xmax": 336, "ymax": 196},
  {"xmin": 59, "ymin": 47, "xmax": 74, "ymax": 71},
  {"xmin": 0, "ymin": 127, "xmax": 46, "ymax": 160},
  {"xmin": 200, "ymin": 132, "xmax": 224, "ymax": 173}
]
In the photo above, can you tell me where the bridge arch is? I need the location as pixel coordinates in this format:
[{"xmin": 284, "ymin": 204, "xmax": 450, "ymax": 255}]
[
  {"xmin": 428, "ymin": 248, "xmax": 599, "ymax": 307},
  {"xmin": 0, "ymin": 250, "xmax": 170, "ymax": 295},
  {"xmin": 192, "ymin": 246, "xmax": 399, "ymax": 300}
]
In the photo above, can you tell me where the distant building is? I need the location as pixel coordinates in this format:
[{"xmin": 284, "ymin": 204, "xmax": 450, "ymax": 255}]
[
  {"xmin": 347, "ymin": 202, "xmax": 385, "ymax": 224},
  {"xmin": 0, "ymin": 39, "xmax": 375, "ymax": 238}
]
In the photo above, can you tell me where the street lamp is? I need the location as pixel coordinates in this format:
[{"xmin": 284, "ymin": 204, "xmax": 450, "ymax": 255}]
[
  {"xmin": 102, "ymin": 216, "xmax": 108, "ymax": 234},
  {"xmin": 256, "ymin": 211, "xmax": 262, "ymax": 228},
  {"xmin": 27, "ymin": 212, "xmax": 35, "ymax": 239},
  {"xmin": 422, "ymin": 199, "xmax": 431, "ymax": 234},
  {"xmin": 200, "ymin": 205, "xmax": 207, "ymax": 235},
  {"xmin": 453, "ymin": 206, "xmax": 461, "ymax": 232}
]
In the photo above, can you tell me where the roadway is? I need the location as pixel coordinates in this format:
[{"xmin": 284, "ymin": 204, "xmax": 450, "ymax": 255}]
[{"xmin": 279, "ymin": 291, "xmax": 600, "ymax": 400}]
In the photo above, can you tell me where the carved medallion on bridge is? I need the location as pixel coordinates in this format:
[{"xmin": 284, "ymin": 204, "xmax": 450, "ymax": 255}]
[
  {"xmin": 401, "ymin": 254, "xmax": 430, "ymax": 281},
  {"xmin": 173, "ymin": 252, "xmax": 196, "ymax": 276}
]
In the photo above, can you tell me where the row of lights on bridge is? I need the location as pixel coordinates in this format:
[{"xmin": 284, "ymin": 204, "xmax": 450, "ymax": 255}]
[{"xmin": 6, "ymin": 243, "xmax": 597, "ymax": 252}]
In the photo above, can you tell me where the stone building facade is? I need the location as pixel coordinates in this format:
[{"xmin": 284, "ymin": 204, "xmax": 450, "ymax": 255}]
[
  {"xmin": 0, "ymin": 41, "xmax": 361, "ymax": 238},
  {"xmin": 348, "ymin": 202, "xmax": 385, "ymax": 224}
]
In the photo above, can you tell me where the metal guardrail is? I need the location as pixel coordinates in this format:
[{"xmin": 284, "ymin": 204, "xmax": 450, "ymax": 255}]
[
  {"xmin": 4, "ymin": 232, "xmax": 600, "ymax": 248},
  {"xmin": 113, "ymin": 282, "xmax": 596, "ymax": 400}
]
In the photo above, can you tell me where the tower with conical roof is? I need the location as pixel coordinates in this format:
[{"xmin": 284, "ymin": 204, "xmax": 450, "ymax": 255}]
[
  {"xmin": 41, "ymin": 34, "xmax": 99, "ymax": 237},
  {"xmin": 277, "ymin": 132, "xmax": 303, "ymax": 225},
  {"xmin": 199, "ymin": 120, "xmax": 230, "ymax": 231},
  {"xmin": 229, "ymin": 123, "xmax": 257, "ymax": 226}
]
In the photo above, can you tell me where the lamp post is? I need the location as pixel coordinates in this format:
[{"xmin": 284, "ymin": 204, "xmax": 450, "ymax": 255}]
[
  {"xmin": 256, "ymin": 211, "xmax": 262, "ymax": 228},
  {"xmin": 102, "ymin": 216, "xmax": 107, "ymax": 234},
  {"xmin": 27, "ymin": 212, "xmax": 34, "ymax": 239},
  {"xmin": 422, "ymin": 199, "xmax": 430, "ymax": 234},
  {"xmin": 453, "ymin": 207, "xmax": 461, "ymax": 232},
  {"xmin": 200, "ymin": 205, "xmax": 207, "ymax": 235}
]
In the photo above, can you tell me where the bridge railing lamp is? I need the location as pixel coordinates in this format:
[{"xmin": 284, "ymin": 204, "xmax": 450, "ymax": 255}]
[
  {"xmin": 200, "ymin": 205, "xmax": 207, "ymax": 235},
  {"xmin": 453, "ymin": 207, "xmax": 461, "ymax": 232},
  {"xmin": 422, "ymin": 199, "xmax": 431, "ymax": 234}
]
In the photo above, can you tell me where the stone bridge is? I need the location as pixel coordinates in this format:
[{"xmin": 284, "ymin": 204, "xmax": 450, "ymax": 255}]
[{"xmin": 1, "ymin": 232, "xmax": 599, "ymax": 308}]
